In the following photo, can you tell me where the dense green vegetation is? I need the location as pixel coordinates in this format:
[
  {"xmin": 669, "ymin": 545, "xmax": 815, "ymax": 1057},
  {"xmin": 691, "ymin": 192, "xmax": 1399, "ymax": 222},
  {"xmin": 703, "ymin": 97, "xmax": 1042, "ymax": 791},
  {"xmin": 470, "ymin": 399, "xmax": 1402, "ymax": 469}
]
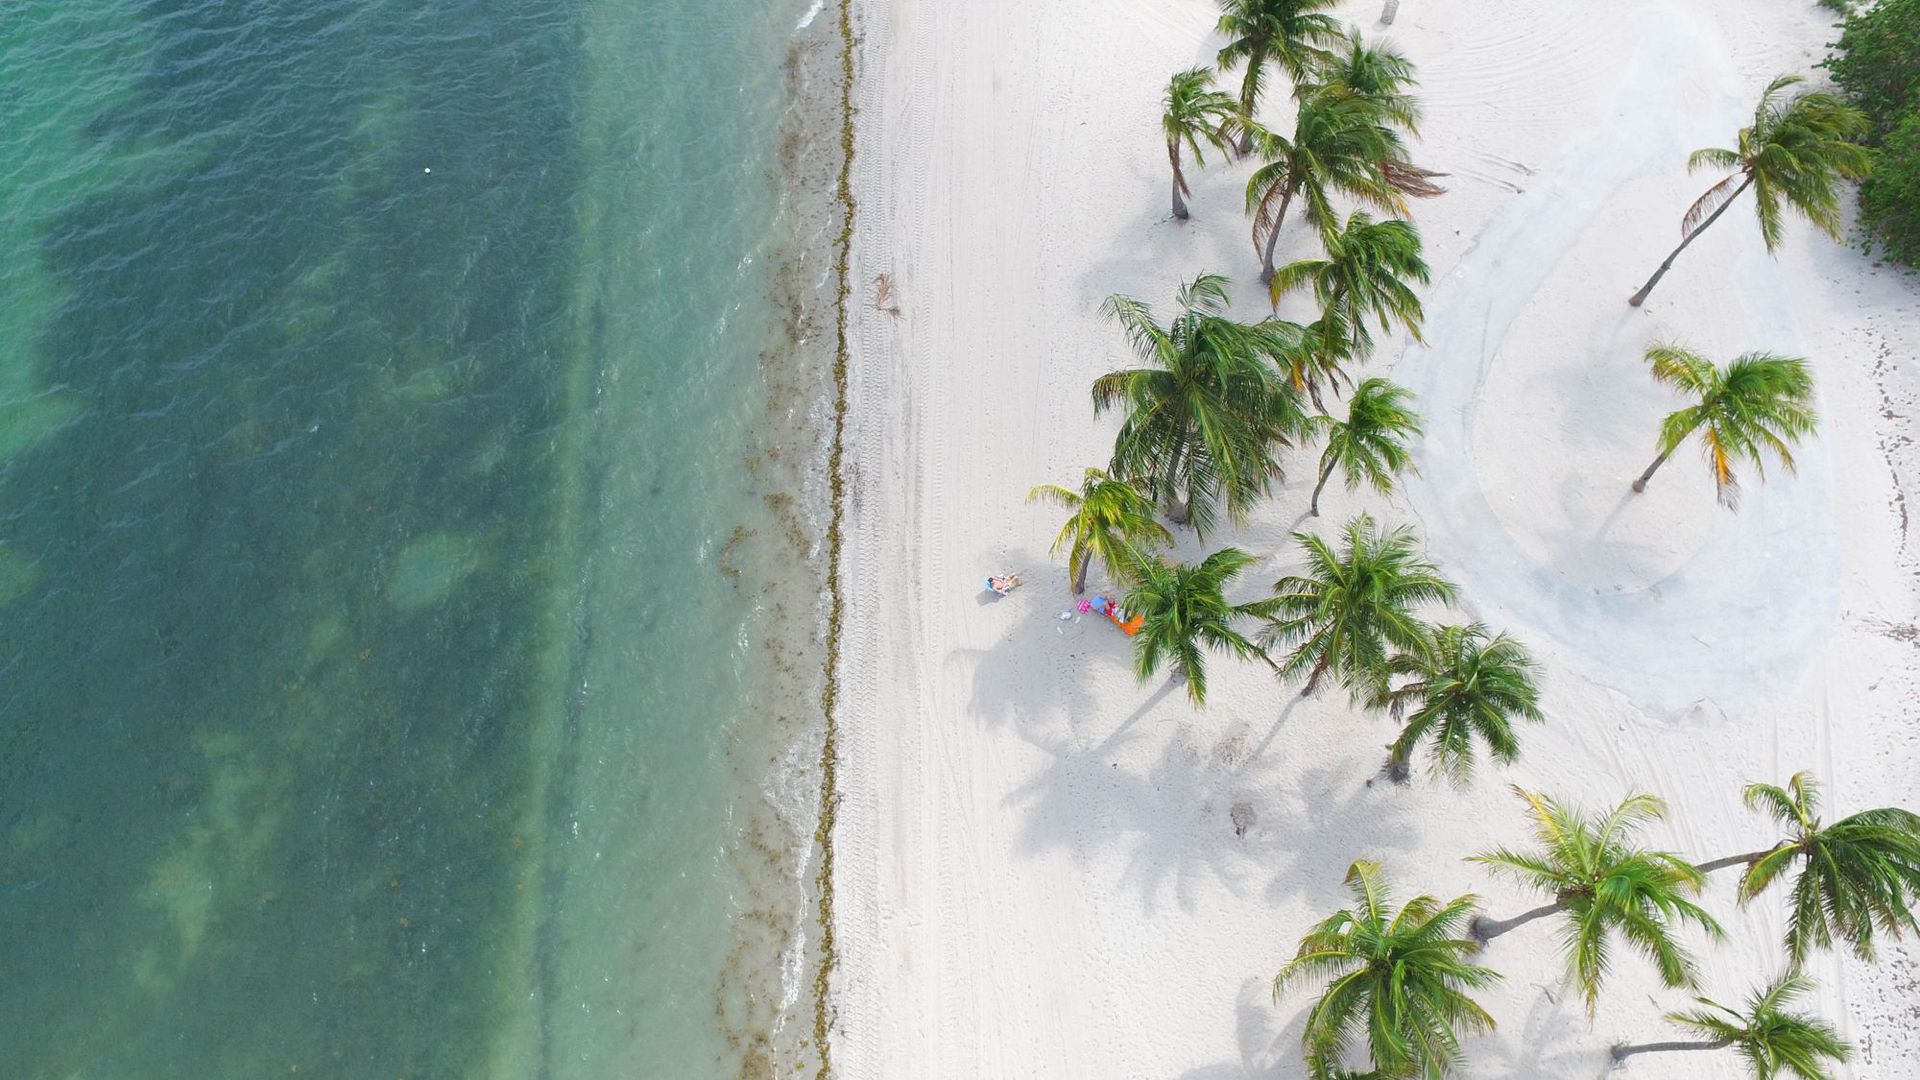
[{"xmin": 1827, "ymin": 0, "xmax": 1920, "ymax": 264}]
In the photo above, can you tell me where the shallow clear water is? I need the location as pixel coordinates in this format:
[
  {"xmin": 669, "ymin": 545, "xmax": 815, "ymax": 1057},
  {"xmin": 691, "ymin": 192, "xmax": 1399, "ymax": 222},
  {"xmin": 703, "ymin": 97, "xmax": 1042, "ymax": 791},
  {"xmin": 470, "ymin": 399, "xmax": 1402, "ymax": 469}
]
[{"xmin": 0, "ymin": 0, "xmax": 829, "ymax": 1076}]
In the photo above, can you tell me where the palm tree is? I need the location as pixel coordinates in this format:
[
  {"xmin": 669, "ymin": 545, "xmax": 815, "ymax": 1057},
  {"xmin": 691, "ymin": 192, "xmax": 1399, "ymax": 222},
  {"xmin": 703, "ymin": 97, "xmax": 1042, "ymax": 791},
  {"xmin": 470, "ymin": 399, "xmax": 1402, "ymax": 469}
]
[
  {"xmin": 1299, "ymin": 26, "xmax": 1422, "ymax": 135},
  {"xmin": 1629, "ymin": 74, "xmax": 1871, "ymax": 306},
  {"xmin": 1282, "ymin": 313, "xmax": 1360, "ymax": 412},
  {"xmin": 1264, "ymin": 514, "xmax": 1454, "ymax": 701},
  {"xmin": 1027, "ymin": 468, "xmax": 1173, "ymax": 594},
  {"xmin": 1214, "ymin": 0, "xmax": 1343, "ymax": 148},
  {"xmin": 1244, "ymin": 93, "xmax": 1433, "ymax": 282},
  {"xmin": 1091, "ymin": 274, "xmax": 1309, "ymax": 536},
  {"xmin": 1163, "ymin": 67, "xmax": 1243, "ymax": 220},
  {"xmin": 1697, "ymin": 772, "xmax": 1920, "ymax": 965},
  {"xmin": 1307, "ymin": 377, "xmax": 1422, "ymax": 517},
  {"xmin": 1611, "ymin": 973, "xmax": 1852, "ymax": 1080},
  {"xmin": 1470, "ymin": 789, "xmax": 1724, "ymax": 1015},
  {"xmin": 1275, "ymin": 859, "xmax": 1500, "ymax": 1080},
  {"xmin": 1270, "ymin": 212, "xmax": 1431, "ymax": 365},
  {"xmin": 1380, "ymin": 624, "xmax": 1542, "ymax": 786},
  {"xmin": 1122, "ymin": 547, "xmax": 1272, "ymax": 706},
  {"xmin": 1632, "ymin": 343, "xmax": 1816, "ymax": 508}
]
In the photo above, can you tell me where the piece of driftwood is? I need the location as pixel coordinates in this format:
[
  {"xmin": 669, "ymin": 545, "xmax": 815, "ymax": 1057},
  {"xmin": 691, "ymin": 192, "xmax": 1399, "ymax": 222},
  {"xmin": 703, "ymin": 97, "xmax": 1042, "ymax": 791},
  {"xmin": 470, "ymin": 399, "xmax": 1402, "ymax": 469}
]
[{"xmin": 1381, "ymin": 0, "xmax": 1399, "ymax": 25}]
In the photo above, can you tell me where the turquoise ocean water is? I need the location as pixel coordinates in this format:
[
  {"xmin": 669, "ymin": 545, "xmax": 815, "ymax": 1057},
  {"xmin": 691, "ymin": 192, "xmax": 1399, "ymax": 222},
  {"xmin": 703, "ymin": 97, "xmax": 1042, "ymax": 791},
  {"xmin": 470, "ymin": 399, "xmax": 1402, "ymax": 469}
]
[{"xmin": 0, "ymin": 0, "xmax": 836, "ymax": 1076}]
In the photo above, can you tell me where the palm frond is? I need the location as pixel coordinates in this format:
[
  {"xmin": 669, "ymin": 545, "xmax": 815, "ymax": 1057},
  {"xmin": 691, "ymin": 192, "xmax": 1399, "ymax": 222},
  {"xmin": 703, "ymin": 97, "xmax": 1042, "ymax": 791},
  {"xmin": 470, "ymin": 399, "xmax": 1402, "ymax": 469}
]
[
  {"xmin": 1264, "ymin": 513, "xmax": 1453, "ymax": 703},
  {"xmin": 1123, "ymin": 546, "xmax": 1266, "ymax": 706},
  {"xmin": 1680, "ymin": 172, "xmax": 1745, "ymax": 239}
]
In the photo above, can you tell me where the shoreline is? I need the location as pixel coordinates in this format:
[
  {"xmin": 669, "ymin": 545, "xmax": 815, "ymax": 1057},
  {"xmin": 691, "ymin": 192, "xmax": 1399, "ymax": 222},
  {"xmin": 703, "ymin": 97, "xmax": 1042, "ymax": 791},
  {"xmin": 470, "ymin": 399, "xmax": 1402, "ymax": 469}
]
[
  {"xmin": 809, "ymin": 0, "xmax": 858, "ymax": 1073},
  {"xmin": 829, "ymin": 0, "xmax": 1920, "ymax": 1077},
  {"xmin": 681, "ymin": 3, "xmax": 849, "ymax": 1075}
]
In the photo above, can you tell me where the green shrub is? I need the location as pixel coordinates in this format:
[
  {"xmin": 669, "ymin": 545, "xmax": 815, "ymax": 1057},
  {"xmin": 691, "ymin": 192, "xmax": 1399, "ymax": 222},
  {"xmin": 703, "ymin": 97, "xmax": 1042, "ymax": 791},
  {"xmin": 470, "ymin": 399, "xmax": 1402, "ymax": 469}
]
[
  {"xmin": 1826, "ymin": 0, "xmax": 1920, "ymax": 133},
  {"xmin": 1826, "ymin": 0, "xmax": 1920, "ymax": 264},
  {"xmin": 1861, "ymin": 113, "xmax": 1920, "ymax": 263}
]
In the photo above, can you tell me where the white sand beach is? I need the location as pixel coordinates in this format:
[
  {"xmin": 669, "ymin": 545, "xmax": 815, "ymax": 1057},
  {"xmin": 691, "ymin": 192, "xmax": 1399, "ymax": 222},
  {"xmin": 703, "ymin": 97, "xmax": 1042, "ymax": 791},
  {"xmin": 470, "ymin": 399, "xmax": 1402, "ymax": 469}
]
[{"xmin": 832, "ymin": 0, "xmax": 1920, "ymax": 1076}]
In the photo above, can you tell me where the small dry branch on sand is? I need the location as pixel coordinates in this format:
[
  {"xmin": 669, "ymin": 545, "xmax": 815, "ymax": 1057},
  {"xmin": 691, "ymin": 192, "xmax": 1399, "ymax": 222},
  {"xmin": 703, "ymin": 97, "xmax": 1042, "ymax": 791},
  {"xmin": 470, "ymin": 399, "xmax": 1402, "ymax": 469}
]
[{"xmin": 872, "ymin": 273, "xmax": 902, "ymax": 318}]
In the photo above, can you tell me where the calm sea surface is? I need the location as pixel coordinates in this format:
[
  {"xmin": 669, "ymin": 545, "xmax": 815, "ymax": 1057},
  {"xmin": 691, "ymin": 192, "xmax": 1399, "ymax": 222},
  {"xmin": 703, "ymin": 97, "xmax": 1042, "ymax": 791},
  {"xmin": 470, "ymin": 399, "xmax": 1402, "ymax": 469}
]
[{"xmin": 0, "ymin": 0, "xmax": 831, "ymax": 1076}]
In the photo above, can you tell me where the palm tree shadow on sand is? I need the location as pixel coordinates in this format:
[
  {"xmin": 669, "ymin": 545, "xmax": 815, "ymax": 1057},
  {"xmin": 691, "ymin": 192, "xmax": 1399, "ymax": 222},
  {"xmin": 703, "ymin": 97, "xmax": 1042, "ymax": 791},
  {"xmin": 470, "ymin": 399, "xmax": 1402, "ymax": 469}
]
[
  {"xmin": 958, "ymin": 550, "xmax": 1119, "ymax": 733},
  {"xmin": 1174, "ymin": 975, "xmax": 1305, "ymax": 1080},
  {"xmin": 1473, "ymin": 985, "xmax": 1608, "ymax": 1080},
  {"xmin": 1003, "ymin": 679, "xmax": 1422, "ymax": 915}
]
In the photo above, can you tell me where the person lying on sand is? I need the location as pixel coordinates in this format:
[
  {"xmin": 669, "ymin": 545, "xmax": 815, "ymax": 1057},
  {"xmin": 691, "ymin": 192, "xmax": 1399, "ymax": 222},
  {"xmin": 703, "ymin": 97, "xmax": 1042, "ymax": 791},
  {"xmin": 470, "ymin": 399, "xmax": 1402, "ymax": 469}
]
[{"xmin": 986, "ymin": 572, "xmax": 1022, "ymax": 595}]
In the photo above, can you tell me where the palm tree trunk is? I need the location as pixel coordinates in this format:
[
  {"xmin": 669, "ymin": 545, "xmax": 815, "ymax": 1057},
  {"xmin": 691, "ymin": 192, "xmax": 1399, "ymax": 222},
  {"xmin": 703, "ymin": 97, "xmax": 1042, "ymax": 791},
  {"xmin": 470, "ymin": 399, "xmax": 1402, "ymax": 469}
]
[
  {"xmin": 1259, "ymin": 184, "xmax": 1296, "ymax": 283},
  {"xmin": 1162, "ymin": 432, "xmax": 1192, "ymax": 526},
  {"xmin": 1470, "ymin": 900, "xmax": 1562, "ymax": 942},
  {"xmin": 1235, "ymin": 46, "xmax": 1265, "ymax": 154},
  {"xmin": 1610, "ymin": 1039, "xmax": 1731, "ymax": 1062},
  {"xmin": 1631, "ymin": 447, "xmax": 1674, "ymax": 492},
  {"xmin": 1169, "ymin": 140, "xmax": 1189, "ymax": 220},
  {"xmin": 1628, "ymin": 176, "xmax": 1753, "ymax": 306},
  {"xmin": 1696, "ymin": 844, "xmax": 1787, "ymax": 874},
  {"xmin": 1307, "ymin": 379, "xmax": 1329, "ymax": 416},
  {"xmin": 1300, "ymin": 653, "xmax": 1330, "ymax": 696},
  {"xmin": 1069, "ymin": 549, "xmax": 1090, "ymax": 594},
  {"xmin": 1384, "ymin": 739, "xmax": 1413, "ymax": 784},
  {"xmin": 1308, "ymin": 456, "xmax": 1337, "ymax": 516}
]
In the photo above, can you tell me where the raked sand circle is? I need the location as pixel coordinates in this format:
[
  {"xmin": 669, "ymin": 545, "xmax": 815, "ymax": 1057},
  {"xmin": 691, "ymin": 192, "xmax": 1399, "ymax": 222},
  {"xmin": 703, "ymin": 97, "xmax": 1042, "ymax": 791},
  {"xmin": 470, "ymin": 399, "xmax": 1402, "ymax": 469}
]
[{"xmin": 1397, "ymin": 8, "xmax": 1837, "ymax": 720}]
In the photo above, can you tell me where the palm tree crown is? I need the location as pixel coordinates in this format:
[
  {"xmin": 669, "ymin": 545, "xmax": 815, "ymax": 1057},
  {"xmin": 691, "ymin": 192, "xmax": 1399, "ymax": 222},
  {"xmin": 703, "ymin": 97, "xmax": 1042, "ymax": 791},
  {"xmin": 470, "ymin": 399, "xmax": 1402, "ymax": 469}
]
[
  {"xmin": 1284, "ymin": 314, "xmax": 1361, "ymax": 413},
  {"xmin": 1270, "ymin": 211, "xmax": 1430, "ymax": 362},
  {"xmin": 1214, "ymin": 0, "xmax": 1343, "ymax": 131},
  {"xmin": 1122, "ymin": 547, "xmax": 1272, "ymax": 706},
  {"xmin": 1630, "ymin": 74, "xmax": 1871, "ymax": 305},
  {"xmin": 1275, "ymin": 859, "xmax": 1500, "ymax": 1080},
  {"xmin": 1613, "ymin": 973, "xmax": 1852, "ymax": 1080},
  {"xmin": 1633, "ymin": 343, "xmax": 1816, "ymax": 508},
  {"xmin": 1244, "ymin": 94, "xmax": 1418, "ymax": 281},
  {"xmin": 1027, "ymin": 468, "xmax": 1172, "ymax": 594},
  {"xmin": 1307, "ymin": 377, "xmax": 1422, "ymax": 517},
  {"xmin": 1264, "ymin": 514, "xmax": 1454, "ymax": 702},
  {"xmin": 1091, "ymin": 274, "xmax": 1308, "ymax": 536},
  {"xmin": 1299, "ymin": 26, "xmax": 1422, "ymax": 135},
  {"xmin": 1163, "ymin": 67, "xmax": 1244, "ymax": 220},
  {"xmin": 1715, "ymin": 772, "xmax": 1920, "ymax": 965},
  {"xmin": 1381, "ymin": 623, "xmax": 1542, "ymax": 786},
  {"xmin": 1470, "ymin": 788, "xmax": 1724, "ymax": 1015}
]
